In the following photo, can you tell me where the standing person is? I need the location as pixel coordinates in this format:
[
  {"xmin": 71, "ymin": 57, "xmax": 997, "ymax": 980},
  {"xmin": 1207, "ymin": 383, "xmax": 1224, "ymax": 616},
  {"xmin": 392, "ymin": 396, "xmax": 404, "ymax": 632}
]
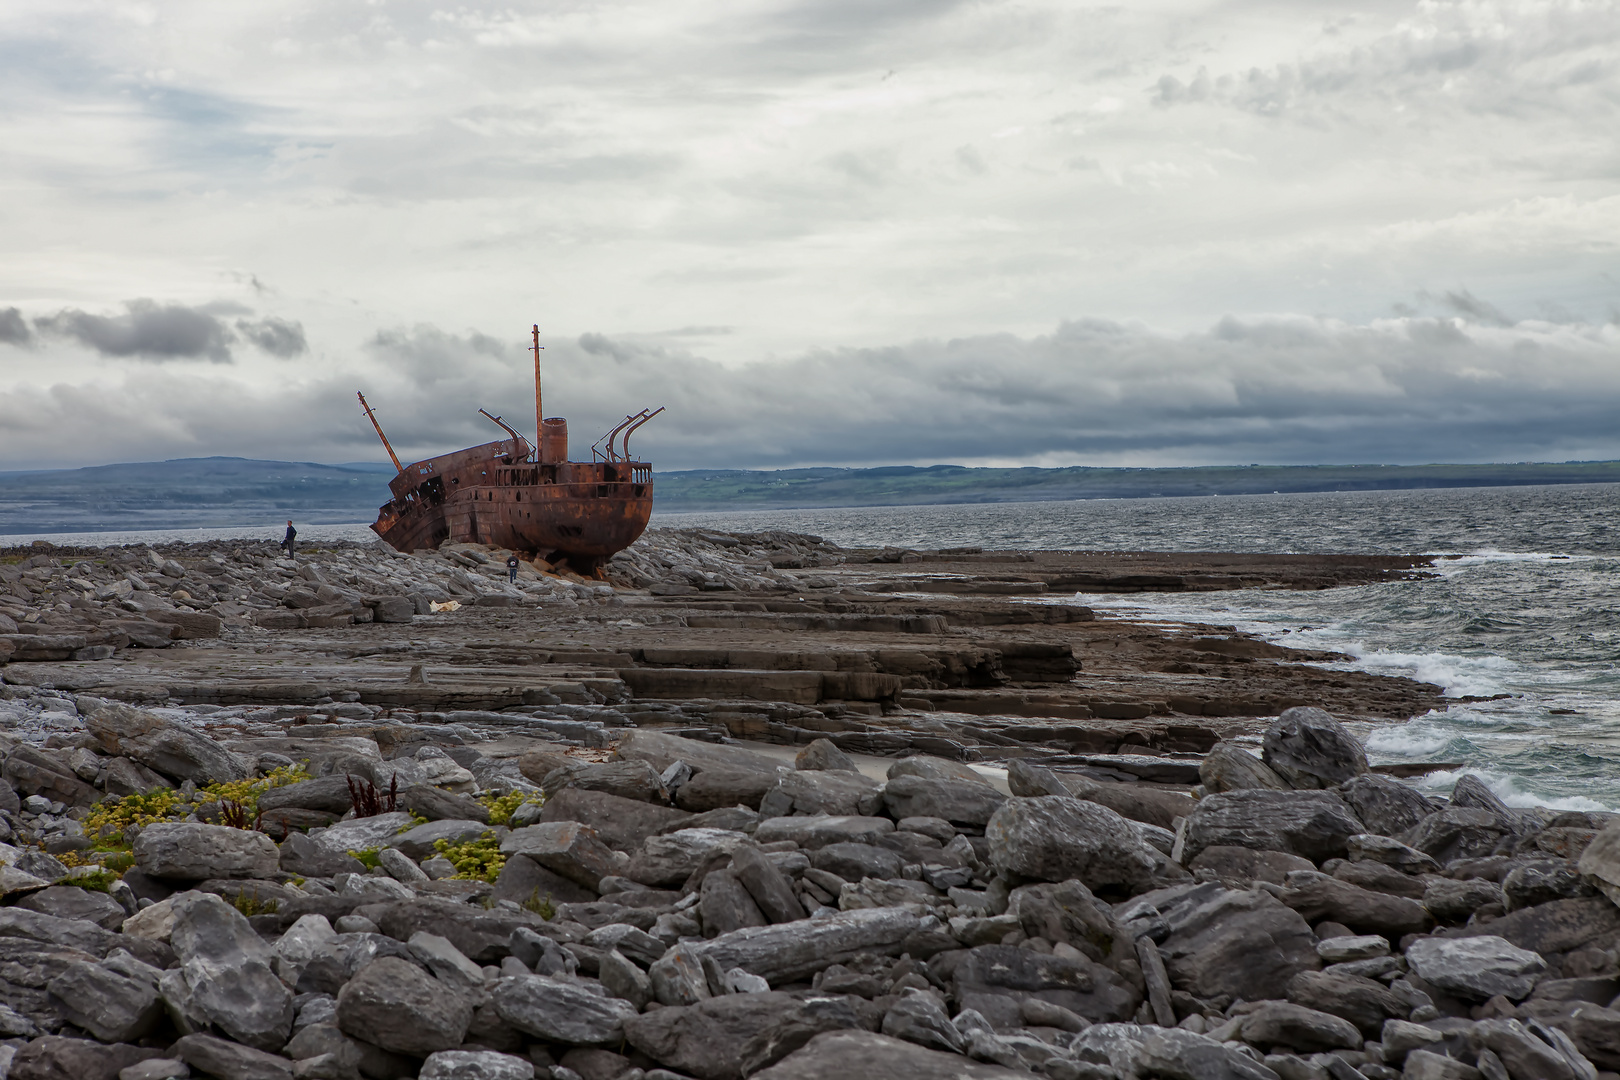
[
  {"xmin": 281, "ymin": 520, "xmax": 297, "ymax": 559},
  {"xmin": 506, "ymin": 552, "xmax": 520, "ymax": 584}
]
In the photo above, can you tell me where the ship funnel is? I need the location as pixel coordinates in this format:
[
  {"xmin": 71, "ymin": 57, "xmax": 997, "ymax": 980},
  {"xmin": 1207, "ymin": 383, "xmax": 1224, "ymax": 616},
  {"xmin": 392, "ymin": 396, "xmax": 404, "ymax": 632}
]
[{"xmin": 541, "ymin": 418, "xmax": 568, "ymax": 463}]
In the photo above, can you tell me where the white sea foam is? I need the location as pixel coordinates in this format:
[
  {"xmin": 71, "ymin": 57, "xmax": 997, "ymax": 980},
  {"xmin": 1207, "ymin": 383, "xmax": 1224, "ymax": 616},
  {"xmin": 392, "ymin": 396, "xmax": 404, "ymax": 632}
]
[
  {"xmin": 1314, "ymin": 644, "xmax": 1515, "ymax": 698},
  {"xmin": 1363, "ymin": 724, "xmax": 1456, "ymax": 759},
  {"xmin": 1415, "ymin": 767, "xmax": 1614, "ymax": 813}
]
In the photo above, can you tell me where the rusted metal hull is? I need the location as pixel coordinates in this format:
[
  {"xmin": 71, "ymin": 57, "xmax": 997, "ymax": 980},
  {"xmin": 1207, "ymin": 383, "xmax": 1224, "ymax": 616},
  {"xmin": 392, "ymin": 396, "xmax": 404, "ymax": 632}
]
[{"xmin": 369, "ymin": 437, "xmax": 654, "ymax": 569}]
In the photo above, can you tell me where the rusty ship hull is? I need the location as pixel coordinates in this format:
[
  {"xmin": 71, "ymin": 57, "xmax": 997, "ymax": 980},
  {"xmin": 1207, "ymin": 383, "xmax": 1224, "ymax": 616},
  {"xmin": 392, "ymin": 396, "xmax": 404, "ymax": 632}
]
[
  {"xmin": 369, "ymin": 436, "xmax": 654, "ymax": 569},
  {"xmin": 361, "ymin": 330, "xmax": 660, "ymax": 571}
]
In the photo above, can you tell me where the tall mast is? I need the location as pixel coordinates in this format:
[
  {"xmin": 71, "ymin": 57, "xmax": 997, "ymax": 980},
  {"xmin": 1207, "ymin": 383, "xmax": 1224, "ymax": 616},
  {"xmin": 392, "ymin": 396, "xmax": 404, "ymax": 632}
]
[
  {"xmin": 532, "ymin": 324, "xmax": 545, "ymax": 457},
  {"xmin": 356, "ymin": 391, "xmax": 403, "ymax": 472}
]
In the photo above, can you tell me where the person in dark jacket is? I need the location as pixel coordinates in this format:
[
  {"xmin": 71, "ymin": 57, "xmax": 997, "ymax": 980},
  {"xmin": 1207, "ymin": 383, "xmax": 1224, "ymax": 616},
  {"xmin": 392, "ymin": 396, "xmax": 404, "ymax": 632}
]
[
  {"xmin": 281, "ymin": 521, "xmax": 297, "ymax": 559},
  {"xmin": 506, "ymin": 552, "xmax": 520, "ymax": 584}
]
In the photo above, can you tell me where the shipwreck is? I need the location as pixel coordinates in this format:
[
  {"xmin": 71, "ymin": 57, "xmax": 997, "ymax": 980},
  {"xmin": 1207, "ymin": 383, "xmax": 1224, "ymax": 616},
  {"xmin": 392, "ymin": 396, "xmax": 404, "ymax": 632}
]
[{"xmin": 359, "ymin": 325, "xmax": 661, "ymax": 573}]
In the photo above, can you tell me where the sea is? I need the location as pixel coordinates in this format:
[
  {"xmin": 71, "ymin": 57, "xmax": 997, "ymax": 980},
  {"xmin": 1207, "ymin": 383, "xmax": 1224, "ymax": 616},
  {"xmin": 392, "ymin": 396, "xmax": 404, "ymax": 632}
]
[{"xmin": 8, "ymin": 483, "xmax": 1620, "ymax": 811}]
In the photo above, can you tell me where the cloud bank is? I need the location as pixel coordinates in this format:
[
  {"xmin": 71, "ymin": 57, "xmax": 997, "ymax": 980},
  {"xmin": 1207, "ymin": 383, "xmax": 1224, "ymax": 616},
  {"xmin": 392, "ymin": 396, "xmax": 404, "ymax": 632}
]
[
  {"xmin": 1, "ymin": 1, "xmax": 1618, "ymax": 474},
  {"xmin": 2, "ymin": 312, "xmax": 1616, "ymax": 472}
]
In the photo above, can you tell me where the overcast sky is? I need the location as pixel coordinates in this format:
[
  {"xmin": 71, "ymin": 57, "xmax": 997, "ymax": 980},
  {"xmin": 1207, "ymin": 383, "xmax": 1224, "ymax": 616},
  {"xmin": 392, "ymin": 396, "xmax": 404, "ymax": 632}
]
[{"xmin": 2, "ymin": 0, "xmax": 1618, "ymax": 472}]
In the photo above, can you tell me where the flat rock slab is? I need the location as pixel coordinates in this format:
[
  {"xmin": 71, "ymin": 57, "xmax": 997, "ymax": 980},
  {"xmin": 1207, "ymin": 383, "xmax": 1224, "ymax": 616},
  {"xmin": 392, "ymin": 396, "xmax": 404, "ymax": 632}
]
[
  {"xmin": 623, "ymin": 991, "xmax": 865, "ymax": 1080},
  {"xmin": 491, "ymin": 973, "xmax": 639, "ymax": 1046},
  {"xmin": 750, "ymin": 1030, "xmax": 1035, "ymax": 1079},
  {"xmin": 665, "ymin": 907, "xmax": 922, "ymax": 986},
  {"xmin": 134, "ymin": 823, "xmax": 281, "ymax": 881},
  {"xmin": 1181, "ymin": 789, "xmax": 1364, "ymax": 863},
  {"xmin": 1405, "ymin": 935, "xmax": 1548, "ymax": 1001}
]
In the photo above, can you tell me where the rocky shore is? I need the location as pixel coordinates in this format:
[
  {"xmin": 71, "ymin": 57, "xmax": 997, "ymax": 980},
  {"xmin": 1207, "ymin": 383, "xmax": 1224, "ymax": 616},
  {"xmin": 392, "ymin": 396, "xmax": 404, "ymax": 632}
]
[{"xmin": 0, "ymin": 530, "xmax": 1599, "ymax": 1079}]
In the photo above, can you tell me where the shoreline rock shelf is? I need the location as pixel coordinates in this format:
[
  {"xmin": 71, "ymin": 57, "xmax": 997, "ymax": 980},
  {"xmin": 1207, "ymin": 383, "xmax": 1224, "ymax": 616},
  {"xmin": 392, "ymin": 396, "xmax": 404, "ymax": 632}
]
[{"xmin": 0, "ymin": 531, "xmax": 1589, "ymax": 1079}]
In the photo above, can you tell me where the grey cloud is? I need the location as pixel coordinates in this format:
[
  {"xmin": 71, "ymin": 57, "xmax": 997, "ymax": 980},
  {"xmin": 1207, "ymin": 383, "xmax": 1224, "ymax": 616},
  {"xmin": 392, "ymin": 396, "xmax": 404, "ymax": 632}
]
[
  {"xmin": 35, "ymin": 299, "xmax": 236, "ymax": 362},
  {"xmin": 236, "ymin": 316, "xmax": 308, "ymax": 357},
  {"xmin": 1440, "ymin": 290, "xmax": 1513, "ymax": 328},
  {"xmin": 30, "ymin": 300, "xmax": 310, "ymax": 363},
  {"xmin": 35, "ymin": 299, "xmax": 238, "ymax": 362},
  {"xmin": 0, "ymin": 308, "xmax": 30, "ymax": 347},
  {"xmin": 8, "ymin": 314, "xmax": 1620, "ymax": 473},
  {"xmin": 1150, "ymin": 5, "xmax": 1620, "ymax": 122}
]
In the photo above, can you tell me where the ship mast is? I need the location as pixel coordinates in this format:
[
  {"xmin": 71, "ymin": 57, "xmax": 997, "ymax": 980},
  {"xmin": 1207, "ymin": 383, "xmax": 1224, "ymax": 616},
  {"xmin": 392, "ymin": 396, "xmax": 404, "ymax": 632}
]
[
  {"xmin": 532, "ymin": 324, "xmax": 545, "ymax": 462},
  {"xmin": 356, "ymin": 391, "xmax": 403, "ymax": 472}
]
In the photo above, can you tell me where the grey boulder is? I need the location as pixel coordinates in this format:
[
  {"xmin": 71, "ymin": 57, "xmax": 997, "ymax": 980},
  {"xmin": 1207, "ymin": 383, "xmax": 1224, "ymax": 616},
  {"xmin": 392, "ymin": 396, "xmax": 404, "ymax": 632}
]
[
  {"xmin": 1285, "ymin": 970, "xmax": 1406, "ymax": 1036},
  {"xmin": 794, "ymin": 739, "xmax": 859, "ymax": 773},
  {"xmin": 46, "ymin": 960, "xmax": 163, "ymax": 1043},
  {"xmin": 985, "ymin": 796, "xmax": 1158, "ymax": 892},
  {"xmin": 750, "ymin": 1030, "xmax": 1034, "ymax": 1079},
  {"xmin": 1261, "ymin": 706, "xmax": 1369, "ymax": 790},
  {"xmin": 1405, "ymin": 935, "xmax": 1548, "ymax": 1001},
  {"xmin": 759, "ymin": 770, "xmax": 882, "ymax": 819},
  {"xmin": 1180, "ymin": 789, "xmax": 1364, "ymax": 863},
  {"xmin": 1237, "ymin": 1000, "xmax": 1362, "ymax": 1052},
  {"xmin": 499, "ymin": 821, "xmax": 622, "ymax": 890},
  {"xmin": 1200, "ymin": 742, "xmax": 1290, "ymax": 794},
  {"xmin": 628, "ymin": 827, "xmax": 750, "ymax": 887},
  {"xmin": 168, "ymin": 892, "xmax": 294, "ymax": 1051},
  {"xmin": 82, "ymin": 701, "xmax": 251, "ymax": 784},
  {"xmin": 658, "ymin": 907, "xmax": 921, "ymax": 986},
  {"xmin": 1402, "ymin": 808, "xmax": 1515, "ymax": 864},
  {"xmin": 538, "ymin": 759, "xmax": 667, "ymax": 804},
  {"xmin": 1136, "ymin": 1026, "xmax": 1283, "ymax": 1080},
  {"xmin": 133, "ymin": 823, "xmax": 280, "ymax": 881},
  {"xmin": 623, "ymin": 990, "xmax": 865, "ymax": 1080},
  {"xmin": 881, "ymin": 990, "xmax": 965, "ymax": 1054},
  {"xmin": 336, "ymin": 955, "xmax": 473, "ymax": 1055},
  {"xmin": 1150, "ymin": 883, "xmax": 1323, "ymax": 1002},
  {"xmin": 420, "ymin": 1049, "xmax": 537, "ymax": 1080},
  {"xmin": 881, "ymin": 774, "xmax": 1006, "ymax": 828},
  {"xmin": 1340, "ymin": 774, "xmax": 1438, "ymax": 838},
  {"xmin": 1424, "ymin": 877, "xmax": 1506, "ymax": 924},
  {"xmin": 172, "ymin": 1033, "xmax": 294, "ymax": 1080},
  {"xmin": 952, "ymin": 944, "xmax": 1140, "ymax": 1026},
  {"xmin": 491, "ymin": 973, "xmax": 639, "ymax": 1046}
]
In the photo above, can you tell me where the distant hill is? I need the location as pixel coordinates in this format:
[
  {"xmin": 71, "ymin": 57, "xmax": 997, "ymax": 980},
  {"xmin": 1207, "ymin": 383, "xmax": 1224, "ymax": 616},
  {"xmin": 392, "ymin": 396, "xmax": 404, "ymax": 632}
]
[
  {"xmin": 0, "ymin": 457, "xmax": 393, "ymax": 535},
  {"xmin": 4, "ymin": 455, "xmax": 1620, "ymax": 534},
  {"xmin": 650, "ymin": 461, "xmax": 1620, "ymax": 511}
]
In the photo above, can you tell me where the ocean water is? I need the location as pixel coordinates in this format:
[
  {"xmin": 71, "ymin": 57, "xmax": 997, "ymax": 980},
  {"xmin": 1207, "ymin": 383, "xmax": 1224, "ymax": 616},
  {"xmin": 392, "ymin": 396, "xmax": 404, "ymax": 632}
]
[
  {"xmin": 11, "ymin": 484, "xmax": 1620, "ymax": 809},
  {"xmin": 660, "ymin": 484, "xmax": 1620, "ymax": 811}
]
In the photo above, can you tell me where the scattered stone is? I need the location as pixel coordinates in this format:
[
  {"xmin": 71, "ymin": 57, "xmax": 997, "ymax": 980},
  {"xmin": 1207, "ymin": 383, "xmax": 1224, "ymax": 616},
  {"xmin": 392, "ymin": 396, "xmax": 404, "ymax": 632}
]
[
  {"xmin": 795, "ymin": 739, "xmax": 859, "ymax": 773},
  {"xmin": 1405, "ymin": 936, "xmax": 1548, "ymax": 1001}
]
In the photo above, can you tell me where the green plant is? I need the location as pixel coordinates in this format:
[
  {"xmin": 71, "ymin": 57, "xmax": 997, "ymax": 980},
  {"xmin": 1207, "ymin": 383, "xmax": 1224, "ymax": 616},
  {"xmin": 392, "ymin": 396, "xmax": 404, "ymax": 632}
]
[
  {"xmin": 63, "ymin": 869, "xmax": 118, "ymax": 893},
  {"xmin": 348, "ymin": 847, "xmax": 383, "ymax": 870},
  {"xmin": 480, "ymin": 789, "xmax": 543, "ymax": 826},
  {"xmin": 200, "ymin": 764, "xmax": 311, "ymax": 814},
  {"xmin": 101, "ymin": 851, "xmax": 136, "ymax": 873},
  {"xmin": 433, "ymin": 832, "xmax": 506, "ymax": 883},
  {"xmin": 232, "ymin": 889, "xmax": 280, "ymax": 917},
  {"xmin": 522, "ymin": 888, "xmax": 555, "ymax": 920}
]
